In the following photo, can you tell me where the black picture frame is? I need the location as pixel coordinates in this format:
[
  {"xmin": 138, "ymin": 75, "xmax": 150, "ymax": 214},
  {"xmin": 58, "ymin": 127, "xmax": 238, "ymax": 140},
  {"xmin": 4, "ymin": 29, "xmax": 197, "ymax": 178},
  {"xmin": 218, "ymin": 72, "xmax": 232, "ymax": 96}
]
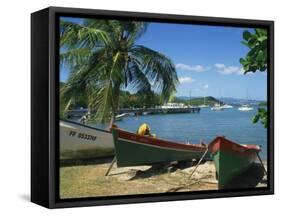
[{"xmin": 31, "ymin": 6, "xmax": 274, "ymax": 208}]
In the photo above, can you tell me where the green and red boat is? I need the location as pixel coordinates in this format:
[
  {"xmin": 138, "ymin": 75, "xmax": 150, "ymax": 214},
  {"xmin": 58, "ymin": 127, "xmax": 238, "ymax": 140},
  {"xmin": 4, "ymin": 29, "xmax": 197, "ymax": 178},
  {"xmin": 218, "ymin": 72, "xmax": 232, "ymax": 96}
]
[
  {"xmin": 111, "ymin": 126, "xmax": 208, "ymax": 167},
  {"xmin": 208, "ymin": 136, "xmax": 261, "ymax": 189}
]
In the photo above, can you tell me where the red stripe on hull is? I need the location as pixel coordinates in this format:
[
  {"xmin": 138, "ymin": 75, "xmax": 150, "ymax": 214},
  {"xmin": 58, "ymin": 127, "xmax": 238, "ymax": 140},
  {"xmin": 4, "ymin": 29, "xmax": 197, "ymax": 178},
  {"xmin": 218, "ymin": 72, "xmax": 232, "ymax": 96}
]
[
  {"xmin": 113, "ymin": 128, "xmax": 207, "ymax": 152},
  {"xmin": 209, "ymin": 136, "xmax": 260, "ymax": 157}
]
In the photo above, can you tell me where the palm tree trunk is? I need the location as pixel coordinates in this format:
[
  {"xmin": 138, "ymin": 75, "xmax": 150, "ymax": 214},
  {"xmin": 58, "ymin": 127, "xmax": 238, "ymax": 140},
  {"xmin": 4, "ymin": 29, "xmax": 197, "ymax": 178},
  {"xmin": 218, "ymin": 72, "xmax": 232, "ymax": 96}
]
[{"xmin": 108, "ymin": 83, "xmax": 120, "ymax": 129}]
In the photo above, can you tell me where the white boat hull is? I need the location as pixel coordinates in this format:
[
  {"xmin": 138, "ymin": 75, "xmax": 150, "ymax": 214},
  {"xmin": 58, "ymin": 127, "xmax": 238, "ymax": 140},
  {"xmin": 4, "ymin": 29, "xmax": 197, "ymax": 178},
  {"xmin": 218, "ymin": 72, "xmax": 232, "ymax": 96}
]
[
  {"xmin": 211, "ymin": 107, "xmax": 224, "ymax": 111},
  {"xmin": 238, "ymin": 107, "xmax": 253, "ymax": 111},
  {"xmin": 60, "ymin": 120, "xmax": 114, "ymax": 159}
]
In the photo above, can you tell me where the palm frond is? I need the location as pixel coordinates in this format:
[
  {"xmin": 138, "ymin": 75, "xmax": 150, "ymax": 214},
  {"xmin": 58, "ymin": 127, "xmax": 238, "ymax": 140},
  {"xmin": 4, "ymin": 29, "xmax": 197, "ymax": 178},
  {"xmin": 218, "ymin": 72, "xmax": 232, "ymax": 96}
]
[
  {"xmin": 60, "ymin": 20, "xmax": 110, "ymax": 49},
  {"xmin": 60, "ymin": 48, "xmax": 92, "ymax": 68},
  {"xmin": 125, "ymin": 60, "xmax": 151, "ymax": 93},
  {"xmin": 130, "ymin": 45, "xmax": 178, "ymax": 100}
]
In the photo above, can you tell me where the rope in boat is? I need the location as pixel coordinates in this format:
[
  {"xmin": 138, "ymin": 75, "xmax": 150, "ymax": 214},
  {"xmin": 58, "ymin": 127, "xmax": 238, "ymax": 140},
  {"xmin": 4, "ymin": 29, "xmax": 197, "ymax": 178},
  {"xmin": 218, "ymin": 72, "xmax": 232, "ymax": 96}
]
[
  {"xmin": 256, "ymin": 152, "xmax": 267, "ymax": 176},
  {"xmin": 105, "ymin": 156, "xmax": 116, "ymax": 176},
  {"xmin": 188, "ymin": 146, "xmax": 209, "ymax": 180}
]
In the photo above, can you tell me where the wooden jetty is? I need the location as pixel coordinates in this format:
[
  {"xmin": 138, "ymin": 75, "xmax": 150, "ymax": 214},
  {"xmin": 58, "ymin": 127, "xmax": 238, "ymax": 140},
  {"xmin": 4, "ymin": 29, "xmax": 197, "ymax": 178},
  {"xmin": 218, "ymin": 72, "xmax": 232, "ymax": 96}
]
[
  {"xmin": 65, "ymin": 107, "xmax": 200, "ymax": 118},
  {"xmin": 117, "ymin": 107, "xmax": 200, "ymax": 115}
]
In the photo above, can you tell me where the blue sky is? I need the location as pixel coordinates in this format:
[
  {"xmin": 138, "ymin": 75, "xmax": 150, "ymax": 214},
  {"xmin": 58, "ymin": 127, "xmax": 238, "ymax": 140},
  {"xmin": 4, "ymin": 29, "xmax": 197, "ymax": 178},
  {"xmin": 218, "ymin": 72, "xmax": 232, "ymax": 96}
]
[{"xmin": 60, "ymin": 18, "xmax": 267, "ymax": 101}]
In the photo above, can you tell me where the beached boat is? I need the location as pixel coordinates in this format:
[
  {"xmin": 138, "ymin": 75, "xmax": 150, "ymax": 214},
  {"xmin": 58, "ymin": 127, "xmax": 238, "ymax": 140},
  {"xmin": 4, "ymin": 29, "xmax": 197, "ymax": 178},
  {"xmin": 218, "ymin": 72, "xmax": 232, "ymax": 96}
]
[
  {"xmin": 111, "ymin": 126, "xmax": 208, "ymax": 167},
  {"xmin": 60, "ymin": 119, "xmax": 114, "ymax": 159},
  {"xmin": 208, "ymin": 136, "xmax": 261, "ymax": 189},
  {"xmin": 238, "ymin": 104, "xmax": 254, "ymax": 111}
]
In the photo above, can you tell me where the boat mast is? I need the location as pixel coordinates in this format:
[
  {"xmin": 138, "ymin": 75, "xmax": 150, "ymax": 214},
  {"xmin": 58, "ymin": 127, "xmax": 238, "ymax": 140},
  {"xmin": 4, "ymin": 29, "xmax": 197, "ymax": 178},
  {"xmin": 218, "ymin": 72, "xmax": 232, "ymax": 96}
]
[{"xmin": 189, "ymin": 90, "xmax": 192, "ymax": 106}]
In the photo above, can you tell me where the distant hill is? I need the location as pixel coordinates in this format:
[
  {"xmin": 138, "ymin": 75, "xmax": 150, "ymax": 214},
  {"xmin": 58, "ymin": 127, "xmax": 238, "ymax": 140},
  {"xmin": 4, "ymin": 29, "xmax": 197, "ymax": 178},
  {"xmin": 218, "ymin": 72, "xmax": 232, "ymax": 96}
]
[
  {"xmin": 177, "ymin": 96, "xmax": 265, "ymax": 105},
  {"xmin": 219, "ymin": 97, "xmax": 264, "ymax": 105},
  {"xmin": 174, "ymin": 96, "xmax": 222, "ymax": 106}
]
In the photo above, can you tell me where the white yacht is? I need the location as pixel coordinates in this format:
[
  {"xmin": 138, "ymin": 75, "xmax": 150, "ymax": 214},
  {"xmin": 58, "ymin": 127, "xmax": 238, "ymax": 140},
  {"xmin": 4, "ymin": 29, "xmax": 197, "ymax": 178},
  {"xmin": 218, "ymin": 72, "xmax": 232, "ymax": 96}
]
[
  {"xmin": 221, "ymin": 104, "xmax": 234, "ymax": 109},
  {"xmin": 211, "ymin": 103, "xmax": 224, "ymax": 111},
  {"xmin": 198, "ymin": 97, "xmax": 210, "ymax": 108},
  {"xmin": 238, "ymin": 104, "xmax": 254, "ymax": 111}
]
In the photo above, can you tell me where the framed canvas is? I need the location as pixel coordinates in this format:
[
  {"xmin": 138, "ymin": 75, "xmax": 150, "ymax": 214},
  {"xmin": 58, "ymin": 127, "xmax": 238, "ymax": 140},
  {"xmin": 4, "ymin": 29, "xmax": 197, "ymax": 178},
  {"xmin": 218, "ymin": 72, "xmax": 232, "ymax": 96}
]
[{"xmin": 31, "ymin": 6, "xmax": 274, "ymax": 208}]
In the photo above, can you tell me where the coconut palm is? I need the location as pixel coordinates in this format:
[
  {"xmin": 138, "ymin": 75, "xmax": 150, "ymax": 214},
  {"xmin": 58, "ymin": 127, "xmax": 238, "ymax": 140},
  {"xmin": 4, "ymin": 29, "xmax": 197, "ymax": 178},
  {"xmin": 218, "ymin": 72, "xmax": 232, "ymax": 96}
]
[{"xmin": 60, "ymin": 19, "xmax": 178, "ymax": 127}]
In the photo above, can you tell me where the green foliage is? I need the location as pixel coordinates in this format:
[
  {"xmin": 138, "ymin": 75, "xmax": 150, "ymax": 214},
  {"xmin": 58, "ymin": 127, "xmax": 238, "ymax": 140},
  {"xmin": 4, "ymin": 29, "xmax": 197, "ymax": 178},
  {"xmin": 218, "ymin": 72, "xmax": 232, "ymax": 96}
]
[
  {"xmin": 60, "ymin": 19, "xmax": 178, "ymax": 124},
  {"xmin": 118, "ymin": 91, "xmax": 163, "ymax": 108},
  {"xmin": 240, "ymin": 28, "xmax": 267, "ymax": 74},
  {"xmin": 59, "ymin": 82, "xmax": 88, "ymax": 118},
  {"xmin": 240, "ymin": 28, "xmax": 268, "ymax": 128},
  {"xmin": 259, "ymin": 101, "xmax": 267, "ymax": 106},
  {"xmin": 252, "ymin": 108, "xmax": 268, "ymax": 128}
]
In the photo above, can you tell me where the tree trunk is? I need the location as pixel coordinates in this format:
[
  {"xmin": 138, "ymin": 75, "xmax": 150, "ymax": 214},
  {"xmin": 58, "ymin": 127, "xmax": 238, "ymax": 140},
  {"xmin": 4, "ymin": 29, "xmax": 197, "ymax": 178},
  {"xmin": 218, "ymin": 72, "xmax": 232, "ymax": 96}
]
[{"xmin": 108, "ymin": 83, "xmax": 120, "ymax": 130}]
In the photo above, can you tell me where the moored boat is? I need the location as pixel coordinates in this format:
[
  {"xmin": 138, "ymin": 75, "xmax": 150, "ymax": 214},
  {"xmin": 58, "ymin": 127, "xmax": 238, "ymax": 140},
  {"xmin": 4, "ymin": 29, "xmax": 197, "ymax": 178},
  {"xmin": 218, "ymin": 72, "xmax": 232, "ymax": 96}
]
[
  {"xmin": 220, "ymin": 104, "xmax": 233, "ymax": 109},
  {"xmin": 111, "ymin": 126, "xmax": 208, "ymax": 167},
  {"xmin": 238, "ymin": 104, "xmax": 254, "ymax": 111},
  {"xmin": 208, "ymin": 136, "xmax": 261, "ymax": 189},
  {"xmin": 211, "ymin": 103, "xmax": 224, "ymax": 111},
  {"xmin": 60, "ymin": 119, "xmax": 114, "ymax": 159},
  {"xmin": 115, "ymin": 113, "xmax": 129, "ymax": 121}
]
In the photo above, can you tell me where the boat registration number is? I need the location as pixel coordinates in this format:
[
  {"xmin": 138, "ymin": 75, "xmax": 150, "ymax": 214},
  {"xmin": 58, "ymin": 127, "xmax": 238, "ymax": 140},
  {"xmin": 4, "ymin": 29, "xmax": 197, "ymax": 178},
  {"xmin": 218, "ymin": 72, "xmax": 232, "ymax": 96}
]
[{"xmin": 69, "ymin": 131, "xmax": 97, "ymax": 141}]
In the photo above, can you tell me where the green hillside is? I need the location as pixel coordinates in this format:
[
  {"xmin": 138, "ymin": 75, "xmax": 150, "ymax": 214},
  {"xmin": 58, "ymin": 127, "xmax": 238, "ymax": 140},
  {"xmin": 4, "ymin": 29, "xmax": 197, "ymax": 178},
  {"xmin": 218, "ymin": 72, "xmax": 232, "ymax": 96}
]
[{"xmin": 172, "ymin": 96, "xmax": 222, "ymax": 106}]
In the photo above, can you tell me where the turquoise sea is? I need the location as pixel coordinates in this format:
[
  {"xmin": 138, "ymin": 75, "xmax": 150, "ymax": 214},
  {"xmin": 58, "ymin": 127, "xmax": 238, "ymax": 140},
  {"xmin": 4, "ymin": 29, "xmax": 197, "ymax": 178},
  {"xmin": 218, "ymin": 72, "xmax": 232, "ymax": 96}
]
[{"xmin": 88, "ymin": 106, "xmax": 267, "ymax": 159}]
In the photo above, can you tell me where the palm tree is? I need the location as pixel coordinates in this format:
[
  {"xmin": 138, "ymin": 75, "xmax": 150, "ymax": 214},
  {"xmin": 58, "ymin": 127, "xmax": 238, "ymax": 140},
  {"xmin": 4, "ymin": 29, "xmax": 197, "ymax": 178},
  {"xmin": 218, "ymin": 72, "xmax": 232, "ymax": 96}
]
[{"xmin": 60, "ymin": 19, "xmax": 178, "ymax": 127}]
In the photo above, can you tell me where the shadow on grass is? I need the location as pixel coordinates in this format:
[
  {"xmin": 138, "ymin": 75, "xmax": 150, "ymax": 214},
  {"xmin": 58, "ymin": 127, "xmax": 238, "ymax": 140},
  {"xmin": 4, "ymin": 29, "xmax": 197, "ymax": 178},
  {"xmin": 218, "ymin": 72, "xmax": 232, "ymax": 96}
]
[
  {"xmin": 223, "ymin": 163, "xmax": 266, "ymax": 189},
  {"xmin": 128, "ymin": 160, "xmax": 208, "ymax": 180},
  {"xmin": 60, "ymin": 156, "xmax": 114, "ymax": 167}
]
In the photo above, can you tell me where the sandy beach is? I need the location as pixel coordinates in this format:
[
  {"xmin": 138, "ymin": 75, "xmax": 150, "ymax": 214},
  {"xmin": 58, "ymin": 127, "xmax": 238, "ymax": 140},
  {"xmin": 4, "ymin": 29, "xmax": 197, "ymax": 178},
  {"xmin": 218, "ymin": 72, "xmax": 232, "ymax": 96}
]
[{"xmin": 60, "ymin": 158, "xmax": 267, "ymax": 199}]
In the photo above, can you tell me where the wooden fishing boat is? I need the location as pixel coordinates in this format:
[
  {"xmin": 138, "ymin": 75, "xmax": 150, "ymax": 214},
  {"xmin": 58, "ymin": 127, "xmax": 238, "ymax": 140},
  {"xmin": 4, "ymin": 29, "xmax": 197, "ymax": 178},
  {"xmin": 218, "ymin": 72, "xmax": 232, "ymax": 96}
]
[
  {"xmin": 208, "ymin": 136, "xmax": 261, "ymax": 189},
  {"xmin": 60, "ymin": 119, "xmax": 114, "ymax": 159},
  {"xmin": 111, "ymin": 126, "xmax": 208, "ymax": 167}
]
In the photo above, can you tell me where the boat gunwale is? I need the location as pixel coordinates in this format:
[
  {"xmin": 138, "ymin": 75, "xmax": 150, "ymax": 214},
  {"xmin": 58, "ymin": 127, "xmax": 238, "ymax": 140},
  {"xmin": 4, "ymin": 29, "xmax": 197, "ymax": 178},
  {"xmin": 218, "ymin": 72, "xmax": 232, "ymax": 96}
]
[
  {"xmin": 112, "ymin": 127, "xmax": 207, "ymax": 152},
  {"xmin": 208, "ymin": 136, "xmax": 261, "ymax": 156},
  {"xmin": 60, "ymin": 119, "xmax": 111, "ymax": 133}
]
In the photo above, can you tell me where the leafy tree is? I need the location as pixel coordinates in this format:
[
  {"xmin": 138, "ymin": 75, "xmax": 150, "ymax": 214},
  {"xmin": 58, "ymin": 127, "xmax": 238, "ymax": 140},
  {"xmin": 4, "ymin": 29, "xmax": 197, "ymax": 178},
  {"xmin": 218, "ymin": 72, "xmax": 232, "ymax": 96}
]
[
  {"xmin": 60, "ymin": 19, "xmax": 178, "ymax": 127},
  {"xmin": 252, "ymin": 108, "xmax": 268, "ymax": 128},
  {"xmin": 240, "ymin": 28, "xmax": 268, "ymax": 128},
  {"xmin": 240, "ymin": 29, "xmax": 267, "ymax": 73}
]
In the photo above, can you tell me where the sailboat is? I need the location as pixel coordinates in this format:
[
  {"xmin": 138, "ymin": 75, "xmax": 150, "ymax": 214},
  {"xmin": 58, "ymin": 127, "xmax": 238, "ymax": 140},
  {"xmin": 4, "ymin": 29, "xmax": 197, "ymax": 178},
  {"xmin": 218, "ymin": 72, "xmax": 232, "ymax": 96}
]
[
  {"xmin": 211, "ymin": 103, "xmax": 224, "ymax": 111},
  {"xmin": 238, "ymin": 104, "xmax": 253, "ymax": 111},
  {"xmin": 238, "ymin": 90, "xmax": 254, "ymax": 112},
  {"xmin": 221, "ymin": 103, "xmax": 234, "ymax": 109},
  {"xmin": 211, "ymin": 90, "xmax": 224, "ymax": 111},
  {"xmin": 198, "ymin": 96, "xmax": 209, "ymax": 108}
]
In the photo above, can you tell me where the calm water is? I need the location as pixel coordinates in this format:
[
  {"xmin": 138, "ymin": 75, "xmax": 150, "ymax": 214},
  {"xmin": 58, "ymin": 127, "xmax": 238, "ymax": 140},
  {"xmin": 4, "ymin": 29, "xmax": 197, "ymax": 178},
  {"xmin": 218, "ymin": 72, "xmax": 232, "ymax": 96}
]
[{"xmin": 88, "ymin": 107, "xmax": 267, "ymax": 158}]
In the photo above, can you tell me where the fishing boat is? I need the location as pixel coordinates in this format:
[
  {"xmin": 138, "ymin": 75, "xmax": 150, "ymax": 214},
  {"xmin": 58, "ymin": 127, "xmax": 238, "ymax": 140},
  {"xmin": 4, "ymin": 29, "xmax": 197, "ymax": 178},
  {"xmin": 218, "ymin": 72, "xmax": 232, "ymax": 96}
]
[
  {"xmin": 111, "ymin": 126, "xmax": 208, "ymax": 167},
  {"xmin": 60, "ymin": 119, "xmax": 114, "ymax": 159},
  {"xmin": 208, "ymin": 136, "xmax": 261, "ymax": 189},
  {"xmin": 238, "ymin": 104, "xmax": 254, "ymax": 111}
]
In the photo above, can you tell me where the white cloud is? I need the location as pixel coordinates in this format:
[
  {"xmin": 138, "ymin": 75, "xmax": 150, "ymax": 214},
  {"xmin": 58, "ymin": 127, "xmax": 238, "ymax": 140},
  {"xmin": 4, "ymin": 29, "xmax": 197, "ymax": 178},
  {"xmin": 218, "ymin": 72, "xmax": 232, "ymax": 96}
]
[
  {"xmin": 179, "ymin": 77, "xmax": 195, "ymax": 84},
  {"xmin": 176, "ymin": 63, "xmax": 211, "ymax": 72},
  {"xmin": 201, "ymin": 84, "xmax": 209, "ymax": 89},
  {"xmin": 214, "ymin": 63, "xmax": 245, "ymax": 75}
]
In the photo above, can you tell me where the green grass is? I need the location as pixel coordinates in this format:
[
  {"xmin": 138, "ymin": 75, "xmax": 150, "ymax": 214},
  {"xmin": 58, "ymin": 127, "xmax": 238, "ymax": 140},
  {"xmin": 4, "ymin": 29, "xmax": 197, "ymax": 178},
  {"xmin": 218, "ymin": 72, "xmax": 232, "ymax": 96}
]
[{"xmin": 59, "ymin": 162, "xmax": 218, "ymax": 199}]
